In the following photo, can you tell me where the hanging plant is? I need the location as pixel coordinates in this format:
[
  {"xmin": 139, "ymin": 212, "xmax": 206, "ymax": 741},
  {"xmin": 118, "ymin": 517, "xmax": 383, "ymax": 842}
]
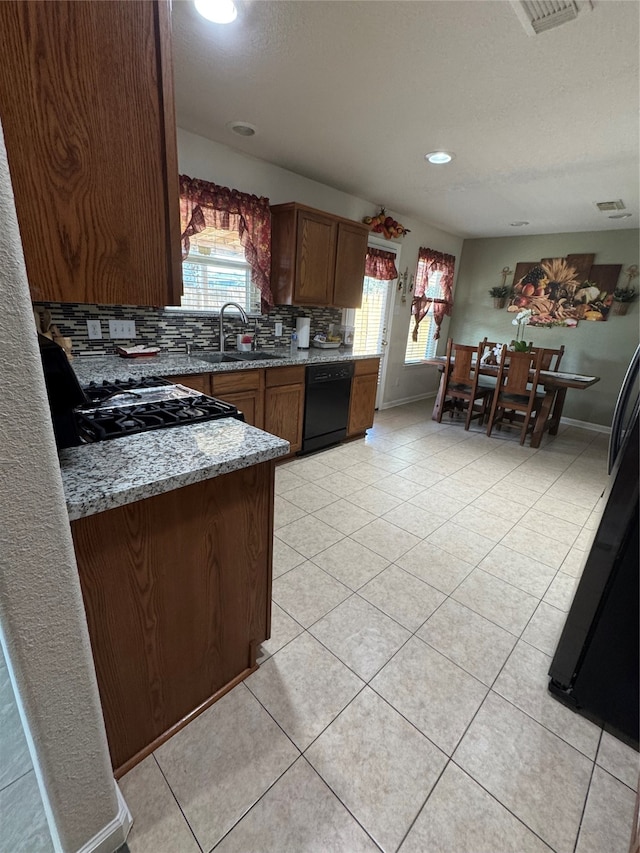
[{"xmin": 363, "ymin": 207, "xmax": 410, "ymax": 240}]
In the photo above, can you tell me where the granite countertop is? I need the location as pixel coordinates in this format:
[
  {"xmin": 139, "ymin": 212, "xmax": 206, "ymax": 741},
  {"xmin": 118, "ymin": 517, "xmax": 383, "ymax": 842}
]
[
  {"xmin": 61, "ymin": 347, "xmax": 380, "ymax": 520},
  {"xmin": 71, "ymin": 348, "xmax": 383, "ymax": 385},
  {"xmin": 60, "ymin": 418, "xmax": 289, "ymax": 520}
]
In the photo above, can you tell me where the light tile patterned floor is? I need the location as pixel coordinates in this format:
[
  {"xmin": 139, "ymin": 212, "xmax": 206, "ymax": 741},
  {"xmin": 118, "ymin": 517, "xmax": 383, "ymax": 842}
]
[{"xmin": 120, "ymin": 400, "xmax": 639, "ymax": 853}]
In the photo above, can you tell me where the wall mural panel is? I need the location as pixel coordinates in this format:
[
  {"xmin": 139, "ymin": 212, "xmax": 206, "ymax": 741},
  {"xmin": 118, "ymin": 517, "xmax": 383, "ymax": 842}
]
[{"xmin": 509, "ymin": 254, "xmax": 622, "ymax": 327}]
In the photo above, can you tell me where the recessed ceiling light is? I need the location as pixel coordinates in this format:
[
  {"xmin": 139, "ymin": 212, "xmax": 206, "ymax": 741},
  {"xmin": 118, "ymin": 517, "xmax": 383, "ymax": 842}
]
[
  {"xmin": 510, "ymin": 221, "xmax": 530, "ymax": 227},
  {"xmin": 425, "ymin": 151, "xmax": 454, "ymax": 165},
  {"xmin": 194, "ymin": 0, "xmax": 237, "ymax": 24},
  {"xmin": 608, "ymin": 213, "xmax": 632, "ymax": 219},
  {"xmin": 227, "ymin": 121, "xmax": 256, "ymax": 137}
]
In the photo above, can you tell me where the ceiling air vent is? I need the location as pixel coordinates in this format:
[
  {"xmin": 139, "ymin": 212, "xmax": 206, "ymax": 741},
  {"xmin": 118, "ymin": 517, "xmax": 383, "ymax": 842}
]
[
  {"xmin": 510, "ymin": 1, "xmax": 593, "ymax": 36},
  {"xmin": 595, "ymin": 199, "xmax": 626, "ymax": 212}
]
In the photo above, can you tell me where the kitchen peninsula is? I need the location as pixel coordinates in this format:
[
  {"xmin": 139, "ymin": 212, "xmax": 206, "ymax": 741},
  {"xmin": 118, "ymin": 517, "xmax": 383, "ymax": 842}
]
[
  {"xmin": 60, "ymin": 410, "xmax": 288, "ymax": 776},
  {"xmin": 60, "ymin": 347, "xmax": 381, "ymax": 776}
]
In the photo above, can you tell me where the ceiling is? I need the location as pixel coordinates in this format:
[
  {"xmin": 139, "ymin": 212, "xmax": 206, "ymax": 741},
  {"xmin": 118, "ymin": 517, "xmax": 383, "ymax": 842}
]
[{"xmin": 171, "ymin": 0, "xmax": 639, "ymax": 239}]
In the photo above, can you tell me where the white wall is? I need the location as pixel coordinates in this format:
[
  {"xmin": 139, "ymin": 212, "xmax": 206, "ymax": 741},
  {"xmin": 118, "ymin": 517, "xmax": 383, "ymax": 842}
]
[
  {"xmin": 178, "ymin": 128, "xmax": 464, "ymax": 406},
  {"xmin": 0, "ymin": 124, "xmax": 127, "ymax": 852}
]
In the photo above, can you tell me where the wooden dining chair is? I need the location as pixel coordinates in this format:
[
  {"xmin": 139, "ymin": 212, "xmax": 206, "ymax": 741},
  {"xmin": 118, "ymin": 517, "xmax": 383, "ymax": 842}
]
[
  {"xmin": 438, "ymin": 339, "xmax": 492, "ymax": 429},
  {"xmin": 486, "ymin": 348, "xmax": 545, "ymax": 444},
  {"xmin": 530, "ymin": 345, "xmax": 565, "ymax": 372}
]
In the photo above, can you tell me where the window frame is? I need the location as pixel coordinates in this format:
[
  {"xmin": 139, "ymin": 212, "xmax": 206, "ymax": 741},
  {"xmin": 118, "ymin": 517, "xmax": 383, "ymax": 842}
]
[{"xmin": 167, "ymin": 226, "xmax": 262, "ymax": 317}]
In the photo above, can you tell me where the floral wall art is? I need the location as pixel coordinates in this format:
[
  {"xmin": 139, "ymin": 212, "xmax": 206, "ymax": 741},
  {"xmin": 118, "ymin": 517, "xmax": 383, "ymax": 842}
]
[{"xmin": 508, "ymin": 254, "xmax": 622, "ymax": 327}]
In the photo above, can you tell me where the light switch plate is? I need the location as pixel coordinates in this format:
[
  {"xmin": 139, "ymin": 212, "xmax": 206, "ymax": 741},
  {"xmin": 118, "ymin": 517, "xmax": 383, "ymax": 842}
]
[
  {"xmin": 108, "ymin": 320, "xmax": 136, "ymax": 339},
  {"xmin": 274, "ymin": 321, "xmax": 283, "ymax": 337},
  {"xmin": 86, "ymin": 319, "xmax": 102, "ymax": 340}
]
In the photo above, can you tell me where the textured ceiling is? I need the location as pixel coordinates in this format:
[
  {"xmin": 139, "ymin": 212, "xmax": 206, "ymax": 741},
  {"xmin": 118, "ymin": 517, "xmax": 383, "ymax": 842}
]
[{"xmin": 172, "ymin": 0, "xmax": 639, "ymax": 238}]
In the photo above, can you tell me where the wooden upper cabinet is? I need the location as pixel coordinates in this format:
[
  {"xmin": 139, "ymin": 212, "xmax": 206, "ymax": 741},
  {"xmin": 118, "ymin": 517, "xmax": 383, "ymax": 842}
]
[
  {"xmin": 334, "ymin": 222, "xmax": 369, "ymax": 309},
  {"xmin": 295, "ymin": 210, "xmax": 337, "ymax": 305},
  {"xmin": 0, "ymin": 0, "xmax": 182, "ymax": 307},
  {"xmin": 270, "ymin": 203, "xmax": 368, "ymax": 308}
]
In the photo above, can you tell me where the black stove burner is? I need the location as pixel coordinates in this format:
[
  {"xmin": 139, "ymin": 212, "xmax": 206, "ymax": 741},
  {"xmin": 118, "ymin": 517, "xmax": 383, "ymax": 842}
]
[
  {"xmin": 83, "ymin": 375, "xmax": 170, "ymax": 404},
  {"xmin": 75, "ymin": 376, "xmax": 243, "ymax": 442}
]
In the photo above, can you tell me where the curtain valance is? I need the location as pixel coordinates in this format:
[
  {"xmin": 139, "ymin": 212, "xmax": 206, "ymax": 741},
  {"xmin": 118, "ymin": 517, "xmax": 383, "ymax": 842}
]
[
  {"xmin": 179, "ymin": 174, "xmax": 273, "ymax": 312},
  {"xmin": 411, "ymin": 247, "xmax": 456, "ymax": 341},
  {"xmin": 365, "ymin": 247, "xmax": 398, "ymax": 281}
]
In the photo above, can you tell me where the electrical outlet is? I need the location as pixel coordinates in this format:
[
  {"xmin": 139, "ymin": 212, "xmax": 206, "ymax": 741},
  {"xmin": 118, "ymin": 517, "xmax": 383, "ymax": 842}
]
[
  {"xmin": 274, "ymin": 321, "xmax": 283, "ymax": 337},
  {"xmin": 86, "ymin": 319, "xmax": 102, "ymax": 340},
  {"xmin": 108, "ymin": 320, "xmax": 136, "ymax": 339}
]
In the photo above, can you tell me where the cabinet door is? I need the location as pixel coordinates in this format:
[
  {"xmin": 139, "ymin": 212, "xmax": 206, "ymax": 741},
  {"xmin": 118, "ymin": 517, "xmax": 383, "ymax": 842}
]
[
  {"xmin": 218, "ymin": 391, "xmax": 263, "ymax": 430},
  {"xmin": 211, "ymin": 370, "xmax": 264, "ymax": 429},
  {"xmin": 0, "ymin": 1, "xmax": 181, "ymax": 307},
  {"xmin": 295, "ymin": 210, "xmax": 337, "ymax": 305},
  {"xmin": 166, "ymin": 374, "xmax": 211, "ymax": 395},
  {"xmin": 265, "ymin": 384, "xmax": 305, "ymax": 455},
  {"xmin": 333, "ymin": 222, "xmax": 369, "ymax": 308},
  {"xmin": 347, "ymin": 373, "xmax": 378, "ymax": 436}
]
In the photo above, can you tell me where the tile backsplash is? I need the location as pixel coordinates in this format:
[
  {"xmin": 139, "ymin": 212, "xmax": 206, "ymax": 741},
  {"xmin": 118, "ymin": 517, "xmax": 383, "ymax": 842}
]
[{"xmin": 33, "ymin": 302, "xmax": 343, "ymax": 356}]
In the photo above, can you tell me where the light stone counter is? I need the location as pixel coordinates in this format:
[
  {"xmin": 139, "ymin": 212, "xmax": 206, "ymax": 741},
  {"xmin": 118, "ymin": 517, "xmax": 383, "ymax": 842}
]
[
  {"xmin": 71, "ymin": 348, "xmax": 383, "ymax": 386},
  {"xmin": 60, "ymin": 418, "xmax": 289, "ymax": 520}
]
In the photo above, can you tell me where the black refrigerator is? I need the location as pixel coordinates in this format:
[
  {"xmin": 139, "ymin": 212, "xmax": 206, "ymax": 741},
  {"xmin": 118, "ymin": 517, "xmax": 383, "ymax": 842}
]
[{"xmin": 548, "ymin": 345, "xmax": 639, "ymax": 748}]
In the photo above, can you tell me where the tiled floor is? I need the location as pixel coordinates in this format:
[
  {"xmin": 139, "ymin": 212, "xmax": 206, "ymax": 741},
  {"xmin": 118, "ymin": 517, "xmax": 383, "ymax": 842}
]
[
  {"xmin": 0, "ymin": 648, "xmax": 53, "ymax": 853},
  {"xmin": 2, "ymin": 402, "xmax": 634, "ymax": 853},
  {"xmin": 120, "ymin": 399, "xmax": 639, "ymax": 853}
]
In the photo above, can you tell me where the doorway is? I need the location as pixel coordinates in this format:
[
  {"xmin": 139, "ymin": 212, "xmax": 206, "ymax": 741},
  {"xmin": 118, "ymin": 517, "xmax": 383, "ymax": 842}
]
[{"xmin": 344, "ymin": 237, "xmax": 399, "ymax": 409}]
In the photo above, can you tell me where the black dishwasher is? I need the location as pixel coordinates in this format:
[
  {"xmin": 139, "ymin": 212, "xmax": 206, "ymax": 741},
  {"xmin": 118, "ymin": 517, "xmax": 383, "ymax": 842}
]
[{"xmin": 302, "ymin": 361, "xmax": 354, "ymax": 454}]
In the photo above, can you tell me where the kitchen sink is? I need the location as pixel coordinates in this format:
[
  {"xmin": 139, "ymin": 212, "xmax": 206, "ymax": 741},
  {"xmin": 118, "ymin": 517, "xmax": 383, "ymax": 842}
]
[
  {"xmin": 197, "ymin": 353, "xmax": 239, "ymax": 364},
  {"xmin": 228, "ymin": 351, "xmax": 286, "ymax": 361}
]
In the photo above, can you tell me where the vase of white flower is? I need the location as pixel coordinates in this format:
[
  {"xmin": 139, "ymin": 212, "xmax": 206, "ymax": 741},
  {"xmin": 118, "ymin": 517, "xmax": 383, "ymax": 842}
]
[{"xmin": 511, "ymin": 308, "xmax": 533, "ymax": 351}]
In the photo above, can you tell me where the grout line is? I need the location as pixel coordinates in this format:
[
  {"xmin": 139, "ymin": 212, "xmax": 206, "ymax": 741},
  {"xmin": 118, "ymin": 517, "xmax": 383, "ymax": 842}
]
[{"xmin": 151, "ymin": 754, "xmax": 205, "ymax": 853}]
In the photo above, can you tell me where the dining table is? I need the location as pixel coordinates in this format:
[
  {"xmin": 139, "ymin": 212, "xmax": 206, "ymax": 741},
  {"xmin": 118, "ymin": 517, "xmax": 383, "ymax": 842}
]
[{"xmin": 423, "ymin": 356, "xmax": 600, "ymax": 448}]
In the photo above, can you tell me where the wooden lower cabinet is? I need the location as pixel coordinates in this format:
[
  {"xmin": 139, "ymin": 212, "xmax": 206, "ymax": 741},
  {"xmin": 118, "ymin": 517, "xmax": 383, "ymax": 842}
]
[
  {"xmin": 167, "ymin": 373, "xmax": 211, "ymax": 395},
  {"xmin": 72, "ymin": 461, "xmax": 274, "ymax": 776},
  {"xmin": 347, "ymin": 358, "xmax": 380, "ymax": 437},
  {"xmin": 211, "ymin": 369, "xmax": 264, "ymax": 428},
  {"xmin": 264, "ymin": 365, "xmax": 305, "ymax": 456}
]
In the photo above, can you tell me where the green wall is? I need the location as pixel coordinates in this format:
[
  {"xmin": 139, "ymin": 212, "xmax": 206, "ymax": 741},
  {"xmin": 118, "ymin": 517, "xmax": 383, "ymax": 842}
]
[{"xmin": 449, "ymin": 229, "xmax": 639, "ymax": 427}]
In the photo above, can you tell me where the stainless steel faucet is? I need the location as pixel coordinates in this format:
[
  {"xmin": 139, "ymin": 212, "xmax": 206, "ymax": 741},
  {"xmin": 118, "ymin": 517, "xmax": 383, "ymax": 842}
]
[{"xmin": 219, "ymin": 302, "xmax": 249, "ymax": 352}]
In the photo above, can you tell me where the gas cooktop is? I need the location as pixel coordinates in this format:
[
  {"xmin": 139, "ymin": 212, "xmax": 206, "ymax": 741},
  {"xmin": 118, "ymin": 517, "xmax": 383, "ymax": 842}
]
[{"xmin": 76, "ymin": 376, "xmax": 243, "ymax": 442}]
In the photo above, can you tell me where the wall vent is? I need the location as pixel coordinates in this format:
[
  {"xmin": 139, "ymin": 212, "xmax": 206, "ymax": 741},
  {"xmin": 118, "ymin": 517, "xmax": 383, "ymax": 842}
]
[
  {"xmin": 595, "ymin": 199, "xmax": 626, "ymax": 212},
  {"xmin": 510, "ymin": 1, "xmax": 593, "ymax": 36}
]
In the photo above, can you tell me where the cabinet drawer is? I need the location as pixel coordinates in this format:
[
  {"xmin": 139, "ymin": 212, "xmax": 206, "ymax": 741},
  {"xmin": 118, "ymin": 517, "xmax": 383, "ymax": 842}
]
[
  {"xmin": 354, "ymin": 358, "xmax": 381, "ymax": 377},
  {"xmin": 265, "ymin": 365, "xmax": 305, "ymax": 387},
  {"xmin": 211, "ymin": 369, "xmax": 262, "ymax": 394},
  {"xmin": 167, "ymin": 373, "xmax": 211, "ymax": 395}
]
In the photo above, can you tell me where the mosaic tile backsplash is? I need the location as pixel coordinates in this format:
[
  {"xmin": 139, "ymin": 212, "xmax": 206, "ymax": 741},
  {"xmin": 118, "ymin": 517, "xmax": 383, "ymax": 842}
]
[{"xmin": 33, "ymin": 302, "xmax": 343, "ymax": 356}]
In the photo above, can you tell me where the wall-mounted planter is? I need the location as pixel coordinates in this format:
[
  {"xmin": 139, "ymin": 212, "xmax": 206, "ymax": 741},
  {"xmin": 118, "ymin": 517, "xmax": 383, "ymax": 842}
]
[{"xmin": 611, "ymin": 301, "xmax": 631, "ymax": 316}]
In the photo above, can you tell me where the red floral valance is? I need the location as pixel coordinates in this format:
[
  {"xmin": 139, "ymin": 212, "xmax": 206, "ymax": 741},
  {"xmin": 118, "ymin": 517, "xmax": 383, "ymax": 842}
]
[
  {"xmin": 365, "ymin": 247, "xmax": 398, "ymax": 281},
  {"xmin": 411, "ymin": 247, "xmax": 456, "ymax": 341},
  {"xmin": 179, "ymin": 175, "xmax": 273, "ymax": 312}
]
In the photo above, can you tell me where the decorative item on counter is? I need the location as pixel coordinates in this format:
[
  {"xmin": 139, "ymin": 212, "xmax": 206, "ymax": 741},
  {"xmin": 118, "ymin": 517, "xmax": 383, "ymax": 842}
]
[
  {"xmin": 237, "ymin": 333, "xmax": 253, "ymax": 351},
  {"xmin": 338, "ymin": 324, "xmax": 355, "ymax": 347},
  {"xmin": 116, "ymin": 345, "xmax": 161, "ymax": 358},
  {"xmin": 34, "ymin": 307, "xmax": 73, "ymax": 360},
  {"xmin": 311, "ymin": 332, "xmax": 341, "ymax": 349},
  {"xmin": 363, "ymin": 207, "xmax": 410, "ymax": 240}
]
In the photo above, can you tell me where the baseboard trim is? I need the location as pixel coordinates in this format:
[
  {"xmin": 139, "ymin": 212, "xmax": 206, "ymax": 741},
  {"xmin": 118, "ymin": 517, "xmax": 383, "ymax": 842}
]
[
  {"xmin": 75, "ymin": 783, "xmax": 132, "ymax": 853},
  {"xmin": 379, "ymin": 391, "xmax": 437, "ymax": 410},
  {"xmin": 560, "ymin": 416, "xmax": 611, "ymax": 435}
]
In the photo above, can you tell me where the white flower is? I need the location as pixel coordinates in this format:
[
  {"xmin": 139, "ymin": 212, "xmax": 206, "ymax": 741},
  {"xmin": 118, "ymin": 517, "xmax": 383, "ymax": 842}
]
[{"xmin": 515, "ymin": 308, "xmax": 533, "ymax": 323}]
